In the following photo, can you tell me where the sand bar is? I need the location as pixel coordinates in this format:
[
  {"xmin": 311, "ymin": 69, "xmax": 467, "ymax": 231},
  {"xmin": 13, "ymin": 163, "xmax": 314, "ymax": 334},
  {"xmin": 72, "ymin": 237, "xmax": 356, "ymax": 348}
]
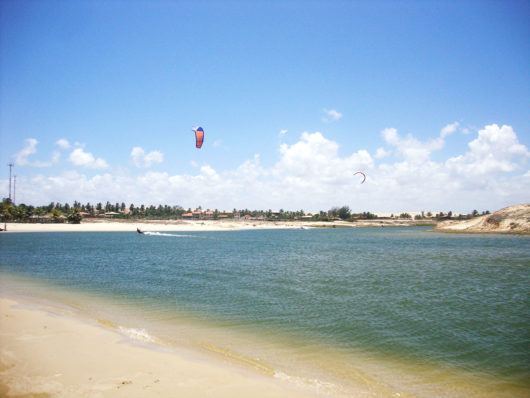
[
  {"xmin": 1, "ymin": 217, "xmax": 431, "ymax": 233},
  {"xmin": 0, "ymin": 295, "xmax": 321, "ymax": 398},
  {"xmin": 1, "ymin": 220, "xmax": 311, "ymax": 233}
]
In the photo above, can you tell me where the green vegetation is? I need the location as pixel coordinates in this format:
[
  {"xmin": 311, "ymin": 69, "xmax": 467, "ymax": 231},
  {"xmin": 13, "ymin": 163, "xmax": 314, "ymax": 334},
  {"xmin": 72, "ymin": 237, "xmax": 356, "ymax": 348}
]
[
  {"xmin": 414, "ymin": 210, "xmax": 491, "ymax": 221},
  {"xmin": 0, "ymin": 198, "xmax": 491, "ymax": 224}
]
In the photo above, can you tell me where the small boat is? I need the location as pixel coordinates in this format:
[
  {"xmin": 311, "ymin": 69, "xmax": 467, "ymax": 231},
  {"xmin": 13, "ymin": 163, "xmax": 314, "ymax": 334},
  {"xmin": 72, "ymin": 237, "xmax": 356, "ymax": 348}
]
[{"xmin": 137, "ymin": 227, "xmax": 144, "ymax": 234}]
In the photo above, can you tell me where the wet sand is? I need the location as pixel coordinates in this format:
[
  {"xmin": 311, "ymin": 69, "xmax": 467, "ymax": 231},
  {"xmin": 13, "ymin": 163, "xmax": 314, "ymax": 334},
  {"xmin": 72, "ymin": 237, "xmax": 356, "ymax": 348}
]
[{"xmin": 0, "ymin": 295, "xmax": 319, "ymax": 398}]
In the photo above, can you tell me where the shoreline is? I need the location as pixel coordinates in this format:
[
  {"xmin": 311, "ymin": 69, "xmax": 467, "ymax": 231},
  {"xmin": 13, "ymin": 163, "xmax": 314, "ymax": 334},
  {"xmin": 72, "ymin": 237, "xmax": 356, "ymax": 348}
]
[
  {"xmin": 0, "ymin": 275, "xmax": 398, "ymax": 398},
  {"xmin": 0, "ymin": 292, "xmax": 322, "ymax": 398},
  {"xmin": 0, "ymin": 219, "xmax": 434, "ymax": 233},
  {"xmin": 2, "ymin": 204, "xmax": 527, "ymax": 234}
]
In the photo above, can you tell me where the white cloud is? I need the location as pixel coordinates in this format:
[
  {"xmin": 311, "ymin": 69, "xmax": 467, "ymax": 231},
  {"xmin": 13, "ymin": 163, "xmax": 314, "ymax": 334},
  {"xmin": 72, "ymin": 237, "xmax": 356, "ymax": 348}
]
[
  {"xmin": 131, "ymin": 147, "xmax": 164, "ymax": 168},
  {"xmin": 11, "ymin": 124, "xmax": 530, "ymax": 214},
  {"xmin": 69, "ymin": 148, "xmax": 108, "ymax": 169},
  {"xmin": 274, "ymin": 131, "xmax": 372, "ymax": 184},
  {"xmin": 446, "ymin": 124, "xmax": 529, "ymax": 176},
  {"xmin": 440, "ymin": 122, "xmax": 459, "ymax": 138},
  {"xmin": 55, "ymin": 139, "xmax": 71, "ymax": 149},
  {"xmin": 374, "ymin": 147, "xmax": 391, "ymax": 159},
  {"xmin": 322, "ymin": 109, "xmax": 343, "ymax": 123},
  {"xmin": 279, "ymin": 129, "xmax": 288, "ymax": 137},
  {"xmin": 15, "ymin": 138, "xmax": 38, "ymax": 165},
  {"xmin": 372, "ymin": 124, "xmax": 530, "ymax": 211},
  {"xmin": 14, "ymin": 138, "xmax": 53, "ymax": 167},
  {"xmin": 267, "ymin": 132, "xmax": 373, "ymax": 208},
  {"xmin": 381, "ymin": 127, "xmax": 444, "ymax": 164}
]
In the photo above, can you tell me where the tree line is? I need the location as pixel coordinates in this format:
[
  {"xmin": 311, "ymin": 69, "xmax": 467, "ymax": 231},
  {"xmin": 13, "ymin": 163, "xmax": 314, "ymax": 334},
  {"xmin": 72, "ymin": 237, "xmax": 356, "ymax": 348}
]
[{"xmin": 0, "ymin": 199, "xmax": 490, "ymax": 224}]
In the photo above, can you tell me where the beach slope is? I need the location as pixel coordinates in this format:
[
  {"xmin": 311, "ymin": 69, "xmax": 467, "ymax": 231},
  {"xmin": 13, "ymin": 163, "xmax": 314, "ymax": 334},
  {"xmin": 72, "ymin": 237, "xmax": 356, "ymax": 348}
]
[{"xmin": 0, "ymin": 297, "xmax": 318, "ymax": 398}]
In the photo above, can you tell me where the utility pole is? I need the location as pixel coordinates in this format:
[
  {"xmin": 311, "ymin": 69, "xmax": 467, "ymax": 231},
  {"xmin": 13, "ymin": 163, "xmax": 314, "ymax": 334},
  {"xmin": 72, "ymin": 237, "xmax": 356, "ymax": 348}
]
[
  {"xmin": 13, "ymin": 175, "xmax": 16, "ymax": 206},
  {"xmin": 8, "ymin": 163, "xmax": 14, "ymax": 202}
]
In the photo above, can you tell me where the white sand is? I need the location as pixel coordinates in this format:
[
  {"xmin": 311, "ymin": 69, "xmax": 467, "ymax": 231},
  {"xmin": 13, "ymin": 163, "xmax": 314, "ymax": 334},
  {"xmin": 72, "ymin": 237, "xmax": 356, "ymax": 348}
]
[
  {"xmin": 1, "ymin": 220, "xmax": 311, "ymax": 233},
  {"xmin": 0, "ymin": 296, "xmax": 320, "ymax": 398},
  {"xmin": 1, "ymin": 217, "xmax": 431, "ymax": 233}
]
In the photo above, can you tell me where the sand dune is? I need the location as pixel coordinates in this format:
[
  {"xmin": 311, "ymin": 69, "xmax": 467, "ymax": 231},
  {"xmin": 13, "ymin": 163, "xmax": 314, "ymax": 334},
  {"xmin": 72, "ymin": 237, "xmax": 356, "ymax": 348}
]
[{"xmin": 433, "ymin": 204, "xmax": 530, "ymax": 234}]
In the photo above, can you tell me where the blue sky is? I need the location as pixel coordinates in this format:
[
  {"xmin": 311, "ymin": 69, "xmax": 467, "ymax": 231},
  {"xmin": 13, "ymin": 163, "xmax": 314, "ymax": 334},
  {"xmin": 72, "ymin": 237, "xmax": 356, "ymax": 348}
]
[{"xmin": 1, "ymin": 0, "xmax": 529, "ymax": 213}]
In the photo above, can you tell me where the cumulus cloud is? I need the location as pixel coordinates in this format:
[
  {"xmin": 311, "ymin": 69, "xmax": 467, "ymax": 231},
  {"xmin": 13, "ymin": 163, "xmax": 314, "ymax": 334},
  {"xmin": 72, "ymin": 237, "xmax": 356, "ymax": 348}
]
[
  {"xmin": 55, "ymin": 139, "xmax": 71, "ymax": 149},
  {"xmin": 69, "ymin": 148, "xmax": 108, "ymax": 169},
  {"xmin": 130, "ymin": 147, "xmax": 164, "ymax": 168},
  {"xmin": 374, "ymin": 124, "xmax": 530, "ymax": 210},
  {"xmin": 14, "ymin": 138, "xmax": 53, "ymax": 167},
  {"xmin": 381, "ymin": 127, "xmax": 444, "ymax": 164},
  {"xmin": 446, "ymin": 124, "xmax": 529, "ymax": 176},
  {"xmin": 275, "ymin": 132, "xmax": 372, "ymax": 183},
  {"xmin": 10, "ymin": 124, "xmax": 530, "ymax": 214},
  {"xmin": 322, "ymin": 109, "xmax": 343, "ymax": 123},
  {"xmin": 375, "ymin": 147, "xmax": 391, "ymax": 159}
]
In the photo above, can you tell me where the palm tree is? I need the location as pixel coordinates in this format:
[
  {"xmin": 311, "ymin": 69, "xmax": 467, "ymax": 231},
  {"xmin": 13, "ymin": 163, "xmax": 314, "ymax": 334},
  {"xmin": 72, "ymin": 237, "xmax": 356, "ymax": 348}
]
[
  {"xmin": 67, "ymin": 208, "xmax": 83, "ymax": 224},
  {"xmin": 51, "ymin": 209, "xmax": 64, "ymax": 223}
]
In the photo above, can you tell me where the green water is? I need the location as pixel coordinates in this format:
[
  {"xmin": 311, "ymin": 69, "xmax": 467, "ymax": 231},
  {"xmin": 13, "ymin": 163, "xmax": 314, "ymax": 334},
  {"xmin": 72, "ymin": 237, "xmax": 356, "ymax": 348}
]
[{"xmin": 1, "ymin": 228, "xmax": 528, "ymax": 397}]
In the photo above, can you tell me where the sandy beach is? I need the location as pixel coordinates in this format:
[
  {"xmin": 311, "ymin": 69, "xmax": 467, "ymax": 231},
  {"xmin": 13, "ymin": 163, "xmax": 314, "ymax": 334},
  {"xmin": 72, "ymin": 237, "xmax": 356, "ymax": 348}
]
[
  {"xmin": 1, "ymin": 217, "xmax": 430, "ymax": 233},
  {"xmin": 1, "ymin": 220, "xmax": 307, "ymax": 233},
  {"xmin": 0, "ymin": 295, "xmax": 320, "ymax": 398}
]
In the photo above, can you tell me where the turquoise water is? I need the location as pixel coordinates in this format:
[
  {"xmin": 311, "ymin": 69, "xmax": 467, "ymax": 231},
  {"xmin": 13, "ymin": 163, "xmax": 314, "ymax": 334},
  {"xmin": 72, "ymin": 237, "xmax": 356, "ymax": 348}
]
[{"xmin": 1, "ymin": 228, "xmax": 529, "ymax": 397}]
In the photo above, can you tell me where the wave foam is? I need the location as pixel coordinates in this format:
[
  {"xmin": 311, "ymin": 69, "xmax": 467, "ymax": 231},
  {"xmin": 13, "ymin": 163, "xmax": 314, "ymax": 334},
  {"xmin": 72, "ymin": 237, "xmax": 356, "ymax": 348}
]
[
  {"xmin": 274, "ymin": 371, "xmax": 337, "ymax": 393},
  {"xmin": 143, "ymin": 232, "xmax": 194, "ymax": 238},
  {"xmin": 119, "ymin": 326, "xmax": 155, "ymax": 343}
]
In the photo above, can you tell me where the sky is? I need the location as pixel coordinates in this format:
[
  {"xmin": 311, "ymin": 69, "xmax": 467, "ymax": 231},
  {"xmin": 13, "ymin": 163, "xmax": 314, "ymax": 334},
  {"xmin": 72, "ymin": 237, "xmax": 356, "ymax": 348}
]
[{"xmin": 1, "ymin": 0, "xmax": 529, "ymax": 213}]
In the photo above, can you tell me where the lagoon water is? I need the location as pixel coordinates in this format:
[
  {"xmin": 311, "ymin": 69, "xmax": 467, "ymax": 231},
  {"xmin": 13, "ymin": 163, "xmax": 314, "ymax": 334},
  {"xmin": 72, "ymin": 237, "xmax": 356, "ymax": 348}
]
[{"xmin": 1, "ymin": 228, "xmax": 529, "ymax": 397}]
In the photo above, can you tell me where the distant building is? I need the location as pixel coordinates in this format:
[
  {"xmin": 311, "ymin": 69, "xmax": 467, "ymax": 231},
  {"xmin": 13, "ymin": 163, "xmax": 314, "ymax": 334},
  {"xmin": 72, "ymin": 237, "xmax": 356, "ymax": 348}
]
[{"xmin": 104, "ymin": 212, "xmax": 119, "ymax": 218}]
